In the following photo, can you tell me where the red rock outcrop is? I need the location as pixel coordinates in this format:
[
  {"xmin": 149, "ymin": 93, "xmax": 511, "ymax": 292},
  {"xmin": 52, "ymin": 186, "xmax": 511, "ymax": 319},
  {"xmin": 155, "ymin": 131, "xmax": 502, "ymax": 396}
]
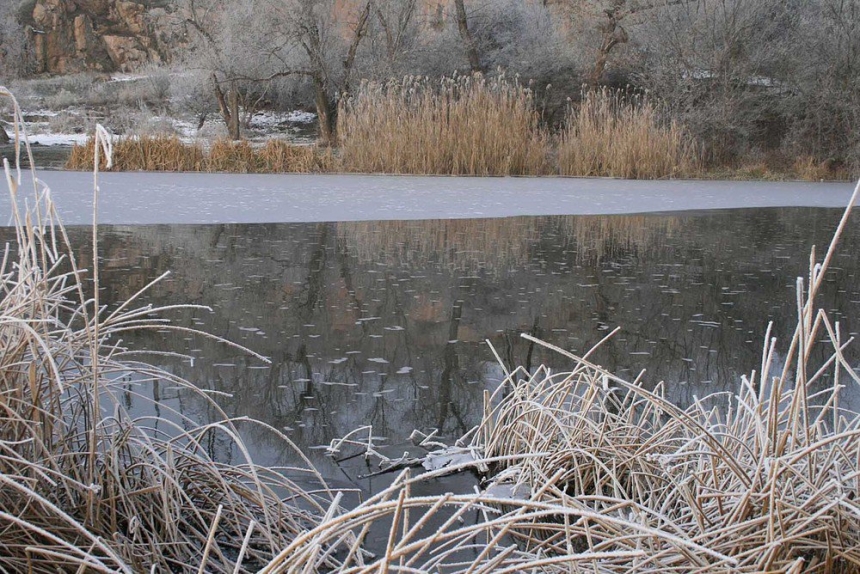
[{"xmin": 27, "ymin": 0, "xmax": 183, "ymax": 73}]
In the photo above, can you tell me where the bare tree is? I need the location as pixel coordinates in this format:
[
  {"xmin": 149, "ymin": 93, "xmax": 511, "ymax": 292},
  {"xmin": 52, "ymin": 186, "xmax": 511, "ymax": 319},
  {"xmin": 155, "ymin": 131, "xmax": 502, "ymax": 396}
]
[
  {"xmin": 181, "ymin": 0, "xmax": 377, "ymax": 144},
  {"xmin": 260, "ymin": 0, "xmax": 373, "ymax": 145},
  {"xmin": 588, "ymin": 0, "xmax": 630, "ymax": 86},
  {"xmin": 0, "ymin": 1, "xmax": 31, "ymax": 144},
  {"xmin": 635, "ymin": 0, "xmax": 795, "ymax": 162},
  {"xmin": 181, "ymin": 0, "xmax": 274, "ymax": 139},
  {"xmin": 0, "ymin": 1, "xmax": 31, "ymax": 79},
  {"xmin": 454, "ymin": 0, "xmax": 483, "ymax": 72},
  {"xmin": 367, "ymin": 0, "xmax": 419, "ymax": 73},
  {"xmin": 782, "ymin": 0, "xmax": 860, "ymax": 168}
]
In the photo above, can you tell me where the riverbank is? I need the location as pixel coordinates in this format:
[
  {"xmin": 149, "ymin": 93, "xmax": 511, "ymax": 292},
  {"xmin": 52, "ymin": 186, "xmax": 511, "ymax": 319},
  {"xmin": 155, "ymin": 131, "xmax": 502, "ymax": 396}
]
[
  {"xmin": 59, "ymin": 79, "xmax": 851, "ymax": 181},
  {"xmin": 10, "ymin": 139, "xmax": 851, "ymax": 183}
]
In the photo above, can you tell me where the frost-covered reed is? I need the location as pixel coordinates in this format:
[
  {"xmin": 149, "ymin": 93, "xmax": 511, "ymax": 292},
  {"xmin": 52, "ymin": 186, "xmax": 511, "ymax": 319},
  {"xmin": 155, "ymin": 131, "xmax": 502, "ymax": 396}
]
[{"xmin": 0, "ymin": 88, "xmax": 336, "ymax": 572}]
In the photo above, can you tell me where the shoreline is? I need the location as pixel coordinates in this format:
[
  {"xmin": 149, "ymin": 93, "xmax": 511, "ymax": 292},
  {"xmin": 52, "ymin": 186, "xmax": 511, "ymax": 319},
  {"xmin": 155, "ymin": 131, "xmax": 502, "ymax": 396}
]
[{"xmin": 4, "ymin": 142, "xmax": 853, "ymax": 183}]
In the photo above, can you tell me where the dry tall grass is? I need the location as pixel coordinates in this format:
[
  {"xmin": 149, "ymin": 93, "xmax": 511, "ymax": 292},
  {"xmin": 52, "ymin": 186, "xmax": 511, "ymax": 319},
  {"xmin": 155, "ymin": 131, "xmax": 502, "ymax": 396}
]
[
  {"xmin": 66, "ymin": 136, "xmax": 333, "ymax": 173},
  {"xmin": 67, "ymin": 135, "xmax": 205, "ymax": 171},
  {"xmin": 338, "ymin": 74, "xmax": 551, "ymax": 175},
  {"xmin": 64, "ymin": 78, "xmax": 702, "ymax": 179},
  {"xmin": 559, "ymin": 89, "xmax": 698, "ymax": 179},
  {"xmin": 1, "ymin": 88, "xmax": 337, "ymax": 572},
  {"xmin": 255, "ymin": 139, "xmax": 335, "ymax": 173}
]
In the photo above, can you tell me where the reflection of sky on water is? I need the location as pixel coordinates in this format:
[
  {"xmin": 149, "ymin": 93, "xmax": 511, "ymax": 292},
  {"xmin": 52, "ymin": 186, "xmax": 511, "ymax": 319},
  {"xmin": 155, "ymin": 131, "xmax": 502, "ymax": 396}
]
[{"xmin": 18, "ymin": 208, "xmax": 860, "ymax": 482}]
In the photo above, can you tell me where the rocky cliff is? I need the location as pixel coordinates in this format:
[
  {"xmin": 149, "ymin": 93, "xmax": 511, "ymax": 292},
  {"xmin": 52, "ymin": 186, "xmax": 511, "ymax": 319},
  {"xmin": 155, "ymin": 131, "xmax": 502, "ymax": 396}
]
[{"xmin": 22, "ymin": 0, "xmax": 183, "ymax": 74}]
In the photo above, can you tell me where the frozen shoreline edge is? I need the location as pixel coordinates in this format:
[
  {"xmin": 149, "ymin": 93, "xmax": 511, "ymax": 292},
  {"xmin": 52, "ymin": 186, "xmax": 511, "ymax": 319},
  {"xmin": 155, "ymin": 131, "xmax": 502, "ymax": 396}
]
[{"xmin": 1, "ymin": 170, "xmax": 855, "ymax": 226}]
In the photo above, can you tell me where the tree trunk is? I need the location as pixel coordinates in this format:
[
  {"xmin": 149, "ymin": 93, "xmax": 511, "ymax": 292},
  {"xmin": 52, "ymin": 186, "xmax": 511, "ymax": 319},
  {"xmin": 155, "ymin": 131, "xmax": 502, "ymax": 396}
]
[
  {"xmin": 314, "ymin": 78, "xmax": 336, "ymax": 146},
  {"xmin": 343, "ymin": 0, "xmax": 372, "ymax": 95},
  {"xmin": 589, "ymin": 5, "xmax": 629, "ymax": 87},
  {"xmin": 453, "ymin": 0, "xmax": 481, "ymax": 73},
  {"xmin": 212, "ymin": 73, "xmax": 241, "ymax": 140},
  {"xmin": 227, "ymin": 81, "xmax": 240, "ymax": 140}
]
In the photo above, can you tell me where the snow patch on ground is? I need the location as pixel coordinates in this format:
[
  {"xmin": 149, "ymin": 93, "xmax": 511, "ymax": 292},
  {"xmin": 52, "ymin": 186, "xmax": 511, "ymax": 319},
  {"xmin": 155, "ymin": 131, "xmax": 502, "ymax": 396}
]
[
  {"xmin": 149, "ymin": 116, "xmax": 199, "ymax": 138},
  {"xmin": 28, "ymin": 133, "xmax": 90, "ymax": 146},
  {"xmin": 251, "ymin": 110, "xmax": 317, "ymax": 129},
  {"xmin": 108, "ymin": 73, "xmax": 148, "ymax": 83},
  {"xmin": 22, "ymin": 109, "xmax": 63, "ymax": 118},
  {"xmin": 4, "ymin": 105, "xmax": 317, "ymax": 149}
]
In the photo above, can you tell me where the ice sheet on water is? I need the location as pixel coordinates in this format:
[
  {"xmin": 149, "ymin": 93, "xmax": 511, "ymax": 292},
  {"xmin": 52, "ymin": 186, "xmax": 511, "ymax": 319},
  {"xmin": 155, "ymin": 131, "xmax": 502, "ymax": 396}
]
[
  {"xmin": 482, "ymin": 482, "xmax": 530, "ymax": 501},
  {"xmin": 422, "ymin": 447, "xmax": 482, "ymax": 472},
  {"xmin": 9, "ymin": 173, "xmax": 854, "ymax": 226}
]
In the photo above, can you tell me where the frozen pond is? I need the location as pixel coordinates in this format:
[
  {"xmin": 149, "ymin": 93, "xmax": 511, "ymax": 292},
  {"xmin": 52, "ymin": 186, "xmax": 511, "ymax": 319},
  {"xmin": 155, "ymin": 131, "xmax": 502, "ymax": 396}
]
[
  {"xmin": 0, "ymin": 170, "xmax": 856, "ymax": 225},
  {"xmin": 4, "ymin": 205, "xmax": 857, "ymax": 488}
]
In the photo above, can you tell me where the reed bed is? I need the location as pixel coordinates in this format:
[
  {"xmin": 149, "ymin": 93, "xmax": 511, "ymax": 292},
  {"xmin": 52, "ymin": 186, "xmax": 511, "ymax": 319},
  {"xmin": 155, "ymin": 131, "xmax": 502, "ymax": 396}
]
[
  {"xmin": 66, "ymin": 136, "xmax": 333, "ymax": 173},
  {"xmin": 255, "ymin": 139, "xmax": 336, "ymax": 173},
  {"xmin": 338, "ymin": 74, "xmax": 552, "ymax": 175},
  {"xmin": 206, "ymin": 138, "xmax": 257, "ymax": 173},
  {"xmin": 559, "ymin": 88, "xmax": 698, "ymax": 179},
  {"xmin": 1, "ymin": 88, "xmax": 337, "ymax": 572},
  {"xmin": 65, "ymin": 78, "xmax": 699, "ymax": 179}
]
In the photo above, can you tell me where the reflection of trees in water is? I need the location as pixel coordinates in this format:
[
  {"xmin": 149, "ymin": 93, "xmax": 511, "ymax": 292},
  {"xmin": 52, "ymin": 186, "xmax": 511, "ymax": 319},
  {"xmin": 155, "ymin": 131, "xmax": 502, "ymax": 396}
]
[
  {"xmin": 338, "ymin": 215, "xmax": 678, "ymax": 273},
  {"xmin": 38, "ymin": 208, "xmax": 860, "ymax": 474}
]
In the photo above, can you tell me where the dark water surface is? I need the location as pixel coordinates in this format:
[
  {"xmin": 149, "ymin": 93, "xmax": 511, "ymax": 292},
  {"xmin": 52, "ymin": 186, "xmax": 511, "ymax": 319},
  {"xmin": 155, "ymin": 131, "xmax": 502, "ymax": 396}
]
[{"xmin": 14, "ymin": 207, "xmax": 860, "ymax": 485}]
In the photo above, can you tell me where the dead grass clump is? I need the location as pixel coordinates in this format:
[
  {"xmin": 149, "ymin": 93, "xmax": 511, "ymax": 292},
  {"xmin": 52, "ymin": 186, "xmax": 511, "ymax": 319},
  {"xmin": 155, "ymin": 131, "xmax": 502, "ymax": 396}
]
[
  {"xmin": 66, "ymin": 135, "xmax": 205, "ymax": 171},
  {"xmin": 2, "ymin": 87, "xmax": 337, "ymax": 572},
  {"xmin": 339, "ymin": 73, "xmax": 551, "ymax": 176},
  {"xmin": 559, "ymin": 88, "xmax": 697, "ymax": 179},
  {"xmin": 116, "ymin": 135, "xmax": 205, "ymax": 171},
  {"xmin": 261, "ymin": 464, "xmax": 730, "ymax": 573},
  {"xmin": 66, "ymin": 138, "xmax": 98, "ymax": 170},
  {"xmin": 206, "ymin": 138, "xmax": 257, "ymax": 173},
  {"xmin": 794, "ymin": 155, "xmax": 850, "ymax": 181},
  {"xmin": 68, "ymin": 137, "xmax": 335, "ymax": 173},
  {"xmin": 254, "ymin": 139, "xmax": 336, "ymax": 173}
]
